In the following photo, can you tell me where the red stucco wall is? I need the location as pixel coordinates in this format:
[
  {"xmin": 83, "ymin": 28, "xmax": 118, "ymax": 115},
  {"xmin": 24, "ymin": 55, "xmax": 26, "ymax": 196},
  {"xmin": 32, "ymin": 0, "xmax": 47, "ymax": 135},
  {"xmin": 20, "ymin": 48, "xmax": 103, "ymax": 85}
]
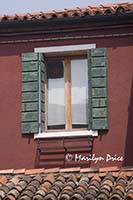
[{"xmin": 0, "ymin": 29, "xmax": 132, "ymax": 169}]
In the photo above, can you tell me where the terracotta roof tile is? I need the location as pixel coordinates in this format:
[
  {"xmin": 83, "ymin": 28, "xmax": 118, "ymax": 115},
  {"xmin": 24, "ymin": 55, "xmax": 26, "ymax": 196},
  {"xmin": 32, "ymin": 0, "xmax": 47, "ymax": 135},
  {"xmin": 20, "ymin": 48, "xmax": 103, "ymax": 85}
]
[
  {"xmin": 99, "ymin": 166, "xmax": 120, "ymax": 172},
  {"xmin": 25, "ymin": 168, "xmax": 44, "ymax": 175},
  {"xmin": 126, "ymin": 171, "xmax": 133, "ymax": 177},
  {"xmin": 0, "ymin": 170, "xmax": 14, "ymax": 175},
  {"xmin": 41, "ymin": 181, "xmax": 51, "ymax": 190},
  {"xmin": 86, "ymin": 175, "xmax": 100, "ymax": 200},
  {"xmin": 0, "ymin": 167, "xmax": 132, "ymax": 199},
  {"xmin": 13, "ymin": 169, "xmax": 26, "ymax": 174},
  {"xmin": 121, "ymin": 167, "xmax": 133, "ymax": 171},
  {"xmin": 111, "ymin": 171, "xmax": 120, "ymax": 177},
  {"xmin": 0, "ymin": 2, "xmax": 132, "ymax": 23},
  {"xmin": 17, "ymin": 181, "xmax": 27, "ymax": 190},
  {"xmin": 44, "ymin": 168, "xmax": 60, "ymax": 174},
  {"xmin": 5, "ymin": 195, "xmax": 16, "ymax": 200},
  {"xmin": 44, "ymin": 174, "xmax": 55, "ymax": 184},
  {"xmin": 7, "ymin": 189, "xmax": 20, "ymax": 199},
  {"xmin": 80, "ymin": 167, "xmax": 99, "ymax": 173},
  {"xmin": 59, "ymin": 167, "xmax": 80, "ymax": 173},
  {"xmin": 0, "ymin": 176, "xmax": 7, "ymax": 185}
]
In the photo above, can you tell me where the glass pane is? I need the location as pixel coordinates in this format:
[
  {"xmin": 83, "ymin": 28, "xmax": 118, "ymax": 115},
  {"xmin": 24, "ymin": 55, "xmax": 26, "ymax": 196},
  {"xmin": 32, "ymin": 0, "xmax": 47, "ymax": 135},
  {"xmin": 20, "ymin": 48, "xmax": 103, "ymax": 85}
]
[
  {"xmin": 47, "ymin": 60, "xmax": 65, "ymax": 130},
  {"xmin": 71, "ymin": 59, "xmax": 88, "ymax": 128}
]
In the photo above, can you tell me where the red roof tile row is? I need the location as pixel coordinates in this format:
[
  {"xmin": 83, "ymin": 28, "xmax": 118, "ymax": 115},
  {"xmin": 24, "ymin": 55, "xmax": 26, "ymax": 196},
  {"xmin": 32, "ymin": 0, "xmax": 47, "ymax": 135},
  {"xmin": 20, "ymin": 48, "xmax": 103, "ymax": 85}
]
[
  {"xmin": 0, "ymin": 166, "xmax": 133, "ymax": 175},
  {"xmin": 0, "ymin": 2, "xmax": 133, "ymax": 23},
  {"xmin": 0, "ymin": 167, "xmax": 132, "ymax": 200}
]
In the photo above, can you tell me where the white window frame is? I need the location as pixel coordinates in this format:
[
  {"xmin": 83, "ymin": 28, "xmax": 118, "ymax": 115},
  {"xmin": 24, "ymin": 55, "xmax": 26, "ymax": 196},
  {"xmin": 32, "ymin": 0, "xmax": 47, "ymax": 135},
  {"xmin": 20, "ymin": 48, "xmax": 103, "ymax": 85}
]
[{"xmin": 34, "ymin": 44, "xmax": 98, "ymax": 139}]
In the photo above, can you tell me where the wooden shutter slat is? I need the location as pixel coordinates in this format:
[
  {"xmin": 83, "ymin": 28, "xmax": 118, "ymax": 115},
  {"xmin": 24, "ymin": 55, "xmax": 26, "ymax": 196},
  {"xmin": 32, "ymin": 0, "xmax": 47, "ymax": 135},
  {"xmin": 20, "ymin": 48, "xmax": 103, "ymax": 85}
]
[
  {"xmin": 92, "ymin": 98, "xmax": 107, "ymax": 108},
  {"xmin": 92, "ymin": 88, "xmax": 107, "ymax": 98},
  {"xmin": 22, "ymin": 53, "xmax": 38, "ymax": 62},
  {"xmin": 22, "ymin": 122, "xmax": 39, "ymax": 133},
  {"xmin": 91, "ymin": 57, "xmax": 106, "ymax": 67},
  {"xmin": 92, "ymin": 108, "xmax": 108, "ymax": 118},
  {"xmin": 22, "ymin": 71, "xmax": 38, "ymax": 82},
  {"xmin": 22, "ymin": 62, "xmax": 38, "ymax": 72},
  {"xmin": 90, "ymin": 48, "xmax": 106, "ymax": 56},
  {"xmin": 92, "ymin": 67, "xmax": 106, "ymax": 77},
  {"xmin": 92, "ymin": 78, "xmax": 106, "ymax": 87},
  {"xmin": 22, "ymin": 82, "xmax": 38, "ymax": 92},
  {"xmin": 22, "ymin": 112, "xmax": 38, "ymax": 122},
  {"xmin": 92, "ymin": 119, "xmax": 108, "ymax": 130},
  {"xmin": 22, "ymin": 92, "xmax": 38, "ymax": 102},
  {"xmin": 22, "ymin": 102, "xmax": 38, "ymax": 112},
  {"xmin": 88, "ymin": 48, "xmax": 108, "ymax": 130}
]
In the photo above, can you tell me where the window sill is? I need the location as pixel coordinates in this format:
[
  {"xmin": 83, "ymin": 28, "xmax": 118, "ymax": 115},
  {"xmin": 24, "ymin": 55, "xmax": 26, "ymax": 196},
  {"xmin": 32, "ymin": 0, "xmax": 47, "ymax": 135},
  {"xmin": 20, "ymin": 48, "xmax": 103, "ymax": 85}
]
[{"xmin": 34, "ymin": 130, "xmax": 98, "ymax": 139}]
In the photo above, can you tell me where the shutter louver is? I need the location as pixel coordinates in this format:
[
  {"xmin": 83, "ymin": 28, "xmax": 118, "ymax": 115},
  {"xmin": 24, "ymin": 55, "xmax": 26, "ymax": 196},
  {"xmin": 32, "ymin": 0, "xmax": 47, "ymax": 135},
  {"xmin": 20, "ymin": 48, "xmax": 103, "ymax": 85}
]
[
  {"xmin": 88, "ymin": 48, "xmax": 108, "ymax": 130},
  {"xmin": 21, "ymin": 53, "xmax": 45, "ymax": 134}
]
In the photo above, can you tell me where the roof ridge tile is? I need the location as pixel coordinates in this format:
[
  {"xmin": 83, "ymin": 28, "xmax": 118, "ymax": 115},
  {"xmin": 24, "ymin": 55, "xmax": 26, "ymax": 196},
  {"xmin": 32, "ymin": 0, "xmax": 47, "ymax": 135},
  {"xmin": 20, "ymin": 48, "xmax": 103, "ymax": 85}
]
[
  {"xmin": 0, "ymin": 166, "xmax": 132, "ymax": 176},
  {"xmin": 0, "ymin": 169, "xmax": 14, "ymax": 174},
  {"xmin": 0, "ymin": 2, "xmax": 132, "ymax": 23},
  {"xmin": 25, "ymin": 168, "xmax": 45, "ymax": 175},
  {"xmin": 59, "ymin": 167, "xmax": 81, "ymax": 173}
]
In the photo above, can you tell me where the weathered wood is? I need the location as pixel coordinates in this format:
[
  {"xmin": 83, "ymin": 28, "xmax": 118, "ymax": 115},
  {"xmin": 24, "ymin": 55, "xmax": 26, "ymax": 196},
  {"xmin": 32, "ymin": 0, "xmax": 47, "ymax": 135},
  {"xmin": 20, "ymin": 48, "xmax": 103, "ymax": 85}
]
[
  {"xmin": 91, "ymin": 48, "xmax": 106, "ymax": 57},
  {"xmin": 92, "ymin": 67, "xmax": 106, "ymax": 77},
  {"xmin": 44, "ymin": 75, "xmax": 48, "ymax": 131},
  {"xmin": 22, "ymin": 122, "xmax": 38, "ymax": 133},
  {"xmin": 41, "ymin": 112, "xmax": 45, "ymax": 122},
  {"xmin": 21, "ymin": 52, "xmax": 45, "ymax": 134},
  {"xmin": 22, "ymin": 112, "xmax": 38, "ymax": 122},
  {"xmin": 41, "ymin": 122, "xmax": 45, "ymax": 133},
  {"xmin": 92, "ymin": 108, "xmax": 107, "ymax": 118},
  {"xmin": 41, "ymin": 70, "xmax": 45, "ymax": 82},
  {"xmin": 22, "ymin": 82, "xmax": 38, "ymax": 92},
  {"xmin": 92, "ymin": 88, "xmax": 107, "ymax": 98},
  {"xmin": 22, "ymin": 92, "xmax": 38, "ymax": 102},
  {"xmin": 22, "ymin": 53, "xmax": 38, "ymax": 62},
  {"xmin": 22, "ymin": 62, "xmax": 38, "ymax": 72},
  {"xmin": 41, "ymin": 92, "xmax": 45, "ymax": 102},
  {"xmin": 92, "ymin": 98, "xmax": 107, "ymax": 108},
  {"xmin": 22, "ymin": 102, "xmax": 38, "ymax": 112},
  {"xmin": 41, "ymin": 82, "xmax": 44, "ymax": 92},
  {"xmin": 22, "ymin": 72, "xmax": 38, "ymax": 82},
  {"xmin": 91, "ymin": 57, "xmax": 106, "ymax": 67},
  {"xmin": 92, "ymin": 119, "xmax": 108, "ymax": 130},
  {"xmin": 88, "ymin": 48, "xmax": 108, "ymax": 130},
  {"xmin": 92, "ymin": 78, "xmax": 106, "ymax": 87},
  {"xmin": 40, "ymin": 60, "xmax": 46, "ymax": 132},
  {"xmin": 41, "ymin": 102, "xmax": 45, "ymax": 112}
]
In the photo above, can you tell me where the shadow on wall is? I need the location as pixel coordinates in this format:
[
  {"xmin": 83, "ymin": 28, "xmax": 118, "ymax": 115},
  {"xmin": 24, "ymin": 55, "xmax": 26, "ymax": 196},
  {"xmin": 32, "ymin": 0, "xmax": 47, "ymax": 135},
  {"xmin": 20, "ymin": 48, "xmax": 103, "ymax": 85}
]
[{"xmin": 123, "ymin": 75, "xmax": 133, "ymax": 166}]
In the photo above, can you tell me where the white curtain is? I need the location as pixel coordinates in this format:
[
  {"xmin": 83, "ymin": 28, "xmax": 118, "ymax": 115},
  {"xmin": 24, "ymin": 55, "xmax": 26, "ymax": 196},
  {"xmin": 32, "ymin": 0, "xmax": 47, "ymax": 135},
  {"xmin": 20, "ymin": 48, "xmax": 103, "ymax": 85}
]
[
  {"xmin": 48, "ymin": 77, "xmax": 65, "ymax": 126},
  {"xmin": 71, "ymin": 59, "xmax": 88, "ymax": 125}
]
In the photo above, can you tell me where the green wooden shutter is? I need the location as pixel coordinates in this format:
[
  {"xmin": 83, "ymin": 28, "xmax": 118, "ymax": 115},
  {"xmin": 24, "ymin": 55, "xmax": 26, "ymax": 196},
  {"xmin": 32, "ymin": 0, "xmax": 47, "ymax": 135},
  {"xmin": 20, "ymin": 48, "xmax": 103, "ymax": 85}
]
[
  {"xmin": 88, "ymin": 48, "xmax": 108, "ymax": 130},
  {"xmin": 21, "ymin": 53, "xmax": 45, "ymax": 134}
]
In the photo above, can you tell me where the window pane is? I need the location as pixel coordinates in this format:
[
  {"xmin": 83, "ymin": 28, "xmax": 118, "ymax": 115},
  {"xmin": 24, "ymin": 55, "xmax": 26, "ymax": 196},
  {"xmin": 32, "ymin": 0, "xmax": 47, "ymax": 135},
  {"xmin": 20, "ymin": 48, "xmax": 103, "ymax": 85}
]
[
  {"xmin": 47, "ymin": 60, "xmax": 65, "ymax": 130},
  {"xmin": 71, "ymin": 59, "xmax": 88, "ymax": 128}
]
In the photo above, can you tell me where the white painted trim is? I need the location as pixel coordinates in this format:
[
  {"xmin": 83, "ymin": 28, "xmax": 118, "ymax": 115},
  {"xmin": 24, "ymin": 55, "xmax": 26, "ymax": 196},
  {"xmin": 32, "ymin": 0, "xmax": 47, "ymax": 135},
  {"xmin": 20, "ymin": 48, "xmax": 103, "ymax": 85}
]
[
  {"xmin": 34, "ymin": 130, "xmax": 98, "ymax": 139},
  {"xmin": 34, "ymin": 44, "xmax": 96, "ymax": 53}
]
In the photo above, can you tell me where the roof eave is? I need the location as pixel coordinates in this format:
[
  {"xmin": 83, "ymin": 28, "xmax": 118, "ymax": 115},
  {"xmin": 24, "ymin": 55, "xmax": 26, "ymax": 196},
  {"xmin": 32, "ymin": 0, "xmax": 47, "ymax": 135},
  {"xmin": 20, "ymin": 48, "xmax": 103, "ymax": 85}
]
[{"xmin": 0, "ymin": 12, "xmax": 132, "ymax": 31}]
